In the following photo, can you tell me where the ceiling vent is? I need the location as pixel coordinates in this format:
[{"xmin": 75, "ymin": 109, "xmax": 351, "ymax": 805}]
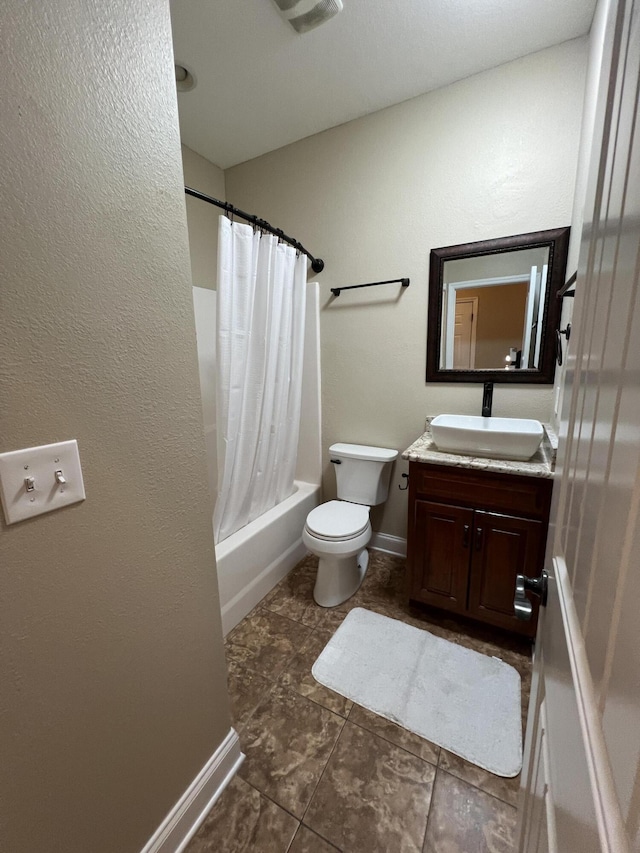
[{"xmin": 271, "ymin": 0, "xmax": 343, "ymax": 34}]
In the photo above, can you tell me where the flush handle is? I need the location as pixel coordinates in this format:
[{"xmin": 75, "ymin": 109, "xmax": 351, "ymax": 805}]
[
  {"xmin": 514, "ymin": 571, "xmax": 549, "ymax": 620},
  {"xmin": 330, "ymin": 458, "xmax": 342, "ymax": 464}
]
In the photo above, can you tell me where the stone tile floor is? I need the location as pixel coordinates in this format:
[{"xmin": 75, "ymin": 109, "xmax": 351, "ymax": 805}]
[{"xmin": 186, "ymin": 551, "xmax": 532, "ymax": 853}]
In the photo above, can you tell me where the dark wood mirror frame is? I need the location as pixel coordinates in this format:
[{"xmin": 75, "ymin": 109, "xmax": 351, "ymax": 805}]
[{"xmin": 426, "ymin": 226, "xmax": 570, "ymax": 384}]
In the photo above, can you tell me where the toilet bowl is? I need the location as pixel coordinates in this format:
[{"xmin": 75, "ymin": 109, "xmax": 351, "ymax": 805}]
[
  {"xmin": 303, "ymin": 500, "xmax": 372, "ymax": 607},
  {"xmin": 302, "ymin": 443, "xmax": 398, "ymax": 607}
]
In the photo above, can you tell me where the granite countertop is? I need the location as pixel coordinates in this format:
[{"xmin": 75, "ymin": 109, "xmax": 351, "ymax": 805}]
[{"xmin": 402, "ymin": 417, "xmax": 558, "ymax": 478}]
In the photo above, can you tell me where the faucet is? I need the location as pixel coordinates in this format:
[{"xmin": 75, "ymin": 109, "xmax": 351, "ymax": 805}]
[{"xmin": 482, "ymin": 382, "xmax": 493, "ymax": 418}]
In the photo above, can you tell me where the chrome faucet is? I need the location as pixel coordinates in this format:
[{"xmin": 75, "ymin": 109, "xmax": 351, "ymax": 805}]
[{"xmin": 482, "ymin": 382, "xmax": 493, "ymax": 418}]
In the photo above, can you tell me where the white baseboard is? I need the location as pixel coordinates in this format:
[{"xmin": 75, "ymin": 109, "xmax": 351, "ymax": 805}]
[
  {"xmin": 140, "ymin": 728, "xmax": 244, "ymax": 853},
  {"xmin": 370, "ymin": 532, "xmax": 407, "ymax": 558}
]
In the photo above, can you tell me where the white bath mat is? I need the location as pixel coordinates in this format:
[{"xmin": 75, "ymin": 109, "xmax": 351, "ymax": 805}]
[{"xmin": 312, "ymin": 607, "xmax": 522, "ymax": 777}]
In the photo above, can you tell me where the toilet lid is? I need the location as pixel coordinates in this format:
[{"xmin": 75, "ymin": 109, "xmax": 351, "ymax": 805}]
[{"xmin": 306, "ymin": 500, "xmax": 370, "ymax": 541}]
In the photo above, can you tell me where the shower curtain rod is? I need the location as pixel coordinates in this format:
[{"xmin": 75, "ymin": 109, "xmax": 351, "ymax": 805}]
[{"xmin": 184, "ymin": 186, "xmax": 325, "ymax": 274}]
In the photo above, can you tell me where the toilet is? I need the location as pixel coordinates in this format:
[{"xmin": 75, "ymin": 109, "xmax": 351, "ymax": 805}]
[{"xmin": 303, "ymin": 443, "xmax": 398, "ymax": 607}]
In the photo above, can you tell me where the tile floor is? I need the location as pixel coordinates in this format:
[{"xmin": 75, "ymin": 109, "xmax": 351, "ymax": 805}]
[{"xmin": 186, "ymin": 551, "xmax": 532, "ymax": 853}]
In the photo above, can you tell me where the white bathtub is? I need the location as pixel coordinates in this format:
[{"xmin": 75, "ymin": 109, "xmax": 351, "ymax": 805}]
[{"xmin": 216, "ymin": 481, "xmax": 321, "ymax": 635}]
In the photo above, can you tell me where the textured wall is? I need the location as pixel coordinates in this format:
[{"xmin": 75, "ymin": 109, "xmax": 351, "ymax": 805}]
[
  {"xmin": 182, "ymin": 145, "xmax": 226, "ymax": 290},
  {"xmin": 0, "ymin": 2, "xmax": 230, "ymax": 852},
  {"xmin": 225, "ymin": 38, "xmax": 588, "ymax": 538}
]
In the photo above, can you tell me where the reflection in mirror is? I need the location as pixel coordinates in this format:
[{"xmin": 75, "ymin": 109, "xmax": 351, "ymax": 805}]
[
  {"xmin": 442, "ymin": 246, "xmax": 550, "ymax": 370},
  {"xmin": 427, "ymin": 227, "xmax": 570, "ymax": 384}
]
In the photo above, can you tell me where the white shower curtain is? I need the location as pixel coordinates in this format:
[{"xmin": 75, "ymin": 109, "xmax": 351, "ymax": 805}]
[{"xmin": 213, "ymin": 215, "xmax": 307, "ymax": 543}]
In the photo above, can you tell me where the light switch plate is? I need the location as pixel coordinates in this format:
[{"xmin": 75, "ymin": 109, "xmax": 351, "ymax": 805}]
[{"xmin": 0, "ymin": 440, "xmax": 86, "ymax": 525}]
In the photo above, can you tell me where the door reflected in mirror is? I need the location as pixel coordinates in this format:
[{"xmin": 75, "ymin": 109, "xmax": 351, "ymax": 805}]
[{"xmin": 427, "ymin": 227, "xmax": 570, "ymax": 384}]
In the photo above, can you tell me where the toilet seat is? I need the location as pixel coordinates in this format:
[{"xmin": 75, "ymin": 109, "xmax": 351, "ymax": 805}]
[{"xmin": 305, "ymin": 500, "xmax": 369, "ymax": 541}]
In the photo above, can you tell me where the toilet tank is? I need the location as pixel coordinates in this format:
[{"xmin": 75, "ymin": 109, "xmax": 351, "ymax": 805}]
[{"xmin": 330, "ymin": 443, "xmax": 398, "ymax": 506}]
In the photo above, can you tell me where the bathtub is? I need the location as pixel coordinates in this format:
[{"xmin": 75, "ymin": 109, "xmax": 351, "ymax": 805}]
[{"xmin": 216, "ymin": 480, "xmax": 321, "ymax": 635}]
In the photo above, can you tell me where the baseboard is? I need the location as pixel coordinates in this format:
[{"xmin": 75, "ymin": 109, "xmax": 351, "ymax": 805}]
[
  {"xmin": 370, "ymin": 532, "xmax": 407, "ymax": 558},
  {"xmin": 221, "ymin": 538, "xmax": 307, "ymax": 635},
  {"xmin": 140, "ymin": 728, "xmax": 244, "ymax": 853}
]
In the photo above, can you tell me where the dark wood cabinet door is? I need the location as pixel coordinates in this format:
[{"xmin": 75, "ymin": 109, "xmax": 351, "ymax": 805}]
[
  {"xmin": 409, "ymin": 500, "xmax": 473, "ymax": 614},
  {"xmin": 467, "ymin": 510, "xmax": 543, "ymax": 636}
]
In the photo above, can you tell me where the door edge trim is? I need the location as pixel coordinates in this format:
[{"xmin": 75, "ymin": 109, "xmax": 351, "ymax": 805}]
[{"xmin": 553, "ymin": 555, "xmax": 629, "ymax": 853}]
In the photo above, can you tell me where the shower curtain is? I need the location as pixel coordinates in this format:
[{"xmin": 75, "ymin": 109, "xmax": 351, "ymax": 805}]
[{"xmin": 213, "ymin": 215, "xmax": 307, "ymax": 543}]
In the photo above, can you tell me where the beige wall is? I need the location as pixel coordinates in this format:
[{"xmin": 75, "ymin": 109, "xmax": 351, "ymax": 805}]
[
  {"xmin": 0, "ymin": 2, "xmax": 230, "ymax": 852},
  {"xmin": 225, "ymin": 38, "xmax": 588, "ymax": 539},
  {"xmin": 182, "ymin": 145, "xmax": 226, "ymax": 290}
]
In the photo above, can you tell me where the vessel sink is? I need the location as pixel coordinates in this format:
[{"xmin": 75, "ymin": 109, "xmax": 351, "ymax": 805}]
[{"xmin": 431, "ymin": 414, "xmax": 544, "ymax": 461}]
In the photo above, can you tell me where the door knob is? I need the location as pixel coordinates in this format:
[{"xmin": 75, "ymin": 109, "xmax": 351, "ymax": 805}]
[{"xmin": 514, "ymin": 571, "xmax": 548, "ymax": 621}]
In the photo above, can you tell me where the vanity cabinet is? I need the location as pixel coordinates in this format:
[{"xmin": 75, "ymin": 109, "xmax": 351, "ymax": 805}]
[{"xmin": 407, "ymin": 462, "xmax": 552, "ymax": 638}]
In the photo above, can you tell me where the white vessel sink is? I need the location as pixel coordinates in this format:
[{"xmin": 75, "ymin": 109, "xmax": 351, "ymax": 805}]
[{"xmin": 431, "ymin": 414, "xmax": 544, "ymax": 461}]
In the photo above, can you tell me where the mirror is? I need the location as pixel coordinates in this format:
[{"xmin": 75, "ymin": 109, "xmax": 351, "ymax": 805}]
[{"xmin": 426, "ymin": 227, "xmax": 570, "ymax": 383}]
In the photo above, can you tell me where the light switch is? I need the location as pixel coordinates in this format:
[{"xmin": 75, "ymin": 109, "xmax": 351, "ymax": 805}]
[{"xmin": 0, "ymin": 440, "xmax": 86, "ymax": 525}]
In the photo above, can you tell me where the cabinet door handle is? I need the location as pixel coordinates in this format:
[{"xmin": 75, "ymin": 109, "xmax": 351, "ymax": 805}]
[
  {"xmin": 475, "ymin": 527, "xmax": 483, "ymax": 551},
  {"xmin": 462, "ymin": 524, "xmax": 470, "ymax": 548}
]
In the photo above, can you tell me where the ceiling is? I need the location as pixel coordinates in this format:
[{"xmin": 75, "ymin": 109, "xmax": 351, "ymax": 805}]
[{"xmin": 170, "ymin": 0, "xmax": 596, "ymax": 170}]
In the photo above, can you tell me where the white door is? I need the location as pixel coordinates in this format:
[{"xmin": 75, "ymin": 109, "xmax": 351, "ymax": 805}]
[
  {"xmin": 520, "ymin": 266, "xmax": 537, "ymax": 367},
  {"xmin": 453, "ymin": 297, "xmax": 477, "ymax": 368},
  {"xmin": 518, "ymin": 1, "xmax": 639, "ymax": 851},
  {"xmin": 532, "ymin": 264, "xmax": 548, "ymax": 369}
]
